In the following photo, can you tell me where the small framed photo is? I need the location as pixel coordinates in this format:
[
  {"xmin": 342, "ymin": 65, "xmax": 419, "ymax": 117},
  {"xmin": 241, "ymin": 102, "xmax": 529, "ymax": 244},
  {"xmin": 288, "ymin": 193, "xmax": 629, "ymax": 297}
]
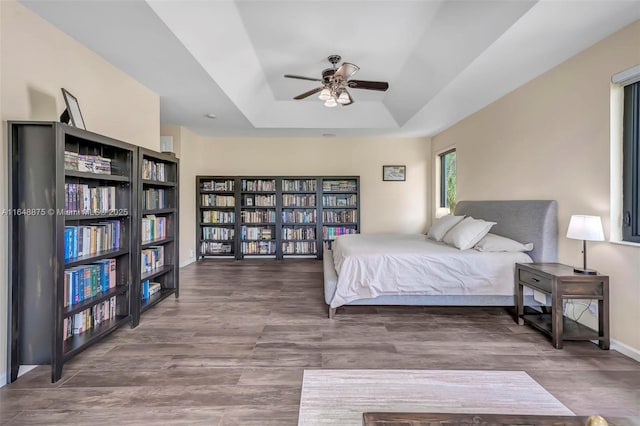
[
  {"xmin": 246, "ymin": 197, "xmax": 253, "ymax": 207},
  {"xmin": 383, "ymin": 165, "xmax": 406, "ymax": 181},
  {"xmin": 61, "ymin": 88, "xmax": 86, "ymax": 130}
]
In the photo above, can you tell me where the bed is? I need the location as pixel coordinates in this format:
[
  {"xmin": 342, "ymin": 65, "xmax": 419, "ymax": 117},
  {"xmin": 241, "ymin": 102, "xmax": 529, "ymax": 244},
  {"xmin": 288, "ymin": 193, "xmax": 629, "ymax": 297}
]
[{"xmin": 323, "ymin": 200, "xmax": 558, "ymax": 318}]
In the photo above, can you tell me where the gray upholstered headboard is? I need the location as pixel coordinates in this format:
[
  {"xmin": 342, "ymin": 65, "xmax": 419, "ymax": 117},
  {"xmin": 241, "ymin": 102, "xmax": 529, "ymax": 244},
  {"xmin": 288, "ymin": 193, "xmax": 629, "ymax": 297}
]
[{"xmin": 454, "ymin": 200, "xmax": 558, "ymax": 263}]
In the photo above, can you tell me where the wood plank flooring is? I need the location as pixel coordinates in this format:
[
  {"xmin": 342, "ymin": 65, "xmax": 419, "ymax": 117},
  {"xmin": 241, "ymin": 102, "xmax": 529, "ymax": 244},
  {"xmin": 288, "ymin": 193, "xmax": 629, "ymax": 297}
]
[{"xmin": 1, "ymin": 260, "xmax": 639, "ymax": 425}]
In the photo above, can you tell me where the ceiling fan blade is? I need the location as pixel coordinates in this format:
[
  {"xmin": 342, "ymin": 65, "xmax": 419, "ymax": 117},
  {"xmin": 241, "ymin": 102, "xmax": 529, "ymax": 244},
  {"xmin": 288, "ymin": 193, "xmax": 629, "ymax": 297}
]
[
  {"xmin": 293, "ymin": 87, "xmax": 324, "ymax": 100},
  {"xmin": 333, "ymin": 63, "xmax": 359, "ymax": 81},
  {"xmin": 284, "ymin": 74, "xmax": 322, "ymax": 82},
  {"xmin": 347, "ymin": 80, "xmax": 389, "ymax": 91}
]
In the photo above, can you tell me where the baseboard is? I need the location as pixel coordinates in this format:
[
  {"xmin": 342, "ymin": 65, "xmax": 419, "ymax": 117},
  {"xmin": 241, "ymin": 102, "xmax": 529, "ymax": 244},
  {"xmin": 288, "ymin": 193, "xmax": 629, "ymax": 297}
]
[
  {"xmin": 611, "ymin": 338, "xmax": 640, "ymax": 362},
  {"xmin": 0, "ymin": 371, "xmax": 6, "ymax": 388},
  {"xmin": 179, "ymin": 258, "xmax": 196, "ymax": 268}
]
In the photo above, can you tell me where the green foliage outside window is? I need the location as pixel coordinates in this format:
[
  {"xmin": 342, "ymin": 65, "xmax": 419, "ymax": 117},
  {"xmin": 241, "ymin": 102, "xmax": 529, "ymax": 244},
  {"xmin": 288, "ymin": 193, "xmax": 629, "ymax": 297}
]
[{"xmin": 443, "ymin": 151, "xmax": 456, "ymax": 211}]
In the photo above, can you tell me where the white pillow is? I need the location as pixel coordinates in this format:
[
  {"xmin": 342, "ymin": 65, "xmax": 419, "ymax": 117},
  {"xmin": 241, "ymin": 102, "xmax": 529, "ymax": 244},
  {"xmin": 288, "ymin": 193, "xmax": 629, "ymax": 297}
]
[
  {"xmin": 475, "ymin": 233, "xmax": 534, "ymax": 252},
  {"xmin": 443, "ymin": 217, "xmax": 496, "ymax": 250},
  {"xmin": 427, "ymin": 214, "xmax": 465, "ymax": 242}
]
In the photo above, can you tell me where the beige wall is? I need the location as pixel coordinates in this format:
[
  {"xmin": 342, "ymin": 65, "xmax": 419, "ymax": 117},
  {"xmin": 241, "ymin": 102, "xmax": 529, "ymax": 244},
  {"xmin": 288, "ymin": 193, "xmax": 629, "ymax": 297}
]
[
  {"xmin": 431, "ymin": 21, "xmax": 640, "ymax": 353},
  {"xmin": 0, "ymin": 1, "xmax": 160, "ymax": 384},
  {"xmin": 167, "ymin": 130, "xmax": 431, "ymax": 266}
]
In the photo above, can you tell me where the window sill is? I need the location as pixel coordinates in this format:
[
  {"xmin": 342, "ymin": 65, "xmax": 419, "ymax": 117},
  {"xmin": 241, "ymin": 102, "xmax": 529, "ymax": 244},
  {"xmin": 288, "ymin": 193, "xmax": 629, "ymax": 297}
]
[{"xmin": 609, "ymin": 240, "xmax": 640, "ymax": 248}]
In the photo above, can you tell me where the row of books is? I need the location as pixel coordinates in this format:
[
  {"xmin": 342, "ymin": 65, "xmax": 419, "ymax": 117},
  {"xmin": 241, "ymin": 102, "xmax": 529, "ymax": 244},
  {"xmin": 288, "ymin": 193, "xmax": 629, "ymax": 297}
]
[
  {"xmin": 322, "ymin": 180, "xmax": 357, "ymax": 192},
  {"xmin": 322, "ymin": 194, "xmax": 357, "ymax": 207},
  {"xmin": 202, "ymin": 180, "xmax": 234, "ymax": 191},
  {"xmin": 242, "ymin": 194, "xmax": 276, "ymax": 207},
  {"xmin": 241, "ymin": 210, "xmax": 276, "ymax": 223},
  {"xmin": 64, "ymin": 221, "xmax": 121, "ymax": 261},
  {"xmin": 282, "ymin": 227, "xmax": 316, "ymax": 240},
  {"xmin": 142, "ymin": 159, "xmax": 168, "ymax": 182},
  {"xmin": 323, "ymin": 226, "xmax": 357, "ymax": 239},
  {"xmin": 202, "ymin": 211, "xmax": 235, "ymax": 224},
  {"xmin": 141, "ymin": 246, "xmax": 164, "ymax": 274},
  {"xmin": 282, "ymin": 179, "xmax": 316, "ymax": 192},
  {"xmin": 141, "ymin": 215, "xmax": 167, "ymax": 242},
  {"xmin": 143, "ymin": 188, "xmax": 168, "ymax": 210},
  {"xmin": 63, "ymin": 296, "xmax": 117, "ymax": 340},
  {"xmin": 241, "ymin": 241, "xmax": 276, "ymax": 255},
  {"xmin": 241, "ymin": 179, "xmax": 275, "ymax": 192},
  {"xmin": 202, "ymin": 227, "xmax": 234, "ymax": 241},
  {"xmin": 201, "ymin": 194, "xmax": 235, "ymax": 207},
  {"xmin": 283, "ymin": 194, "xmax": 316, "ymax": 207},
  {"xmin": 141, "ymin": 280, "xmax": 162, "ymax": 300},
  {"xmin": 63, "ymin": 259, "xmax": 117, "ymax": 307},
  {"xmin": 282, "ymin": 241, "xmax": 317, "ymax": 255},
  {"xmin": 201, "ymin": 241, "xmax": 233, "ymax": 254},
  {"xmin": 64, "ymin": 151, "xmax": 112, "ymax": 175},
  {"xmin": 282, "ymin": 210, "xmax": 316, "ymax": 224},
  {"xmin": 323, "ymin": 210, "xmax": 358, "ymax": 223},
  {"xmin": 240, "ymin": 226, "xmax": 273, "ymax": 240},
  {"xmin": 65, "ymin": 184, "xmax": 117, "ymax": 214}
]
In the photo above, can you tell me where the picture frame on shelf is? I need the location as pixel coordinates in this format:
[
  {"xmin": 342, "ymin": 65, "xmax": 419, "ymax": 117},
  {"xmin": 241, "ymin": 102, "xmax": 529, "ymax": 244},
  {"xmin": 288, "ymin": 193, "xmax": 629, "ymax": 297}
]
[
  {"xmin": 60, "ymin": 88, "xmax": 86, "ymax": 130},
  {"xmin": 383, "ymin": 165, "xmax": 406, "ymax": 181}
]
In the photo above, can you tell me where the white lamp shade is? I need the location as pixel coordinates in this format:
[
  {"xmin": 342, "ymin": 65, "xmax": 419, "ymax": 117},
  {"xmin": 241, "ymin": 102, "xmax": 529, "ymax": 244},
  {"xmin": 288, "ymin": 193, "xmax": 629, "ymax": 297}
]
[
  {"xmin": 566, "ymin": 215, "xmax": 605, "ymax": 241},
  {"xmin": 324, "ymin": 98, "xmax": 337, "ymax": 107},
  {"xmin": 318, "ymin": 88, "xmax": 332, "ymax": 101},
  {"xmin": 336, "ymin": 91, "xmax": 350, "ymax": 104}
]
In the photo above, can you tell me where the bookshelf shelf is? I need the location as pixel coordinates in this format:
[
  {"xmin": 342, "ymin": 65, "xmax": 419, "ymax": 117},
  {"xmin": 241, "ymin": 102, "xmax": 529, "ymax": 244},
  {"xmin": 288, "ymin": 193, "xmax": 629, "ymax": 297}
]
[
  {"xmin": 63, "ymin": 315, "xmax": 130, "ymax": 360},
  {"xmin": 142, "ymin": 179, "xmax": 176, "ymax": 187},
  {"xmin": 65, "ymin": 248, "xmax": 129, "ymax": 268},
  {"xmin": 135, "ymin": 148, "xmax": 179, "ymax": 327},
  {"xmin": 141, "ymin": 236, "xmax": 174, "ymax": 249},
  {"xmin": 65, "ymin": 213, "xmax": 129, "ymax": 221},
  {"xmin": 65, "ymin": 170, "xmax": 130, "ymax": 182},
  {"xmin": 141, "ymin": 288, "xmax": 177, "ymax": 313},
  {"xmin": 64, "ymin": 285, "xmax": 129, "ymax": 317},
  {"xmin": 9, "ymin": 121, "xmax": 136, "ymax": 383},
  {"xmin": 196, "ymin": 175, "xmax": 359, "ymax": 260},
  {"xmin": 141, "ymin": 264, "xmax": 175, "ymax": 281},
  {"xmin": 143, "ymin": 208, "xmax": 176, "ymax": 215}
]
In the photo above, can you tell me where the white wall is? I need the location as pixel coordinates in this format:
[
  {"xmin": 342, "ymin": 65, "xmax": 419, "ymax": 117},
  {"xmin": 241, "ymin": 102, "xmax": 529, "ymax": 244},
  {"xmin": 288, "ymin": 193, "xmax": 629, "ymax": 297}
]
[
  {"xmin": 164, "ymin": 129, "xmax": 432, "ymax": 266},
  {"xmin": 0, "ymin": 0, "xmax": 160, "ymax": 385},
  {"xmin": 431, "ymin": 20, "xmax": 640, "ymax": 354}
]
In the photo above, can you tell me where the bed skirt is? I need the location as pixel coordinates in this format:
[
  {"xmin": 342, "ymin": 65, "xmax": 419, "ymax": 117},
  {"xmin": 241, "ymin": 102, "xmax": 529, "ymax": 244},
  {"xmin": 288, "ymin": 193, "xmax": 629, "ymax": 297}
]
[{"xmin": 323, "ymin": 247, "xmax": 536, "ymax": 318}]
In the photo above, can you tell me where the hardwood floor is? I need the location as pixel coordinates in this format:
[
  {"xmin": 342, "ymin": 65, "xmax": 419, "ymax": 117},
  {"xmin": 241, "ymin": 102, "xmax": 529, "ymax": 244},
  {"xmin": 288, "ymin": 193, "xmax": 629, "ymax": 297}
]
[{"xmin": 2, "ymin": 259, "xmax": 639, "ymax": 425}]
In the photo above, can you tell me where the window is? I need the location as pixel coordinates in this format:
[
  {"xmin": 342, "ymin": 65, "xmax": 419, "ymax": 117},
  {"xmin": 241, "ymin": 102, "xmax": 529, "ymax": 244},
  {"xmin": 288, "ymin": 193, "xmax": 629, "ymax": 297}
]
[
  {"xmin": 439, "ymin": 149, "xmax": 456, "ymax": 210},
  {"xmin": 623, "ymin": 81, "xmax": 640, "ymax": 242}
]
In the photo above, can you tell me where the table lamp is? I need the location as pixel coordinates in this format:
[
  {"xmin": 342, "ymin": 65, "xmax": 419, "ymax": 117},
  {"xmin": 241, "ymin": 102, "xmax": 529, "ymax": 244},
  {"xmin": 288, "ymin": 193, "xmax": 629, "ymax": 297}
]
[{"xmin": 566, "ymin": 215, "xmax": 604, "ymax": 275}]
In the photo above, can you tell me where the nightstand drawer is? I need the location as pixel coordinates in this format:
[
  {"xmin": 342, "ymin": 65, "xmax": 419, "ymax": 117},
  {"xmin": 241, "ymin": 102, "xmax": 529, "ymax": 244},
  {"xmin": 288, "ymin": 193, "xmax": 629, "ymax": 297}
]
[
  {"xmin": 559, "ymin": 282, "xmax": 605, "ymax": 297},
  {"xmin": 519, "ymin": 269, "xmax": 551, "ymax": 291}
]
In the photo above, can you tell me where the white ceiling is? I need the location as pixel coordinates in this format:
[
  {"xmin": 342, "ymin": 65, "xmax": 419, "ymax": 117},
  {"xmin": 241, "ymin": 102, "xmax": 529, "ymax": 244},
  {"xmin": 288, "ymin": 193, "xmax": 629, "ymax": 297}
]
[{"xmin": 20, "ymin": 0, "xmax": 640, "ymax": 138}]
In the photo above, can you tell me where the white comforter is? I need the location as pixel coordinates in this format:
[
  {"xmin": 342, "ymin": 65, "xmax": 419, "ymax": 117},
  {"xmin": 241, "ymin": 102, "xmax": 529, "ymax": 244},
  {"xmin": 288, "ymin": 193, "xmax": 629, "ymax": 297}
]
[{"xmin": 330, "ymin": 233, "xmax": 532, "ymax": 308}]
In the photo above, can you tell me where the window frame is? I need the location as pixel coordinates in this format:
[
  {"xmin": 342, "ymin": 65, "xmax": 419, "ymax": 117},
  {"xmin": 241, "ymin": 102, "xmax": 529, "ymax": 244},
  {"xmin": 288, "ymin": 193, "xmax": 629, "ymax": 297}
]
[
  {"xmin": 439, "ymin": 148, "xmax": 456, "ymax": 209},
  {"xmin": 622, "ymin": 81, "xmax": 640, "ymax": 243}
]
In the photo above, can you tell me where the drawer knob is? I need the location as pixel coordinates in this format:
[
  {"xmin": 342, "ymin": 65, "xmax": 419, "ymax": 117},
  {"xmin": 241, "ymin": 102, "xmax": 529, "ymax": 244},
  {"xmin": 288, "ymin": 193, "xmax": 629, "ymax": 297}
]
[{"xmin": 532, "ymin": 277, "xmax": 540, "ymax": 282}]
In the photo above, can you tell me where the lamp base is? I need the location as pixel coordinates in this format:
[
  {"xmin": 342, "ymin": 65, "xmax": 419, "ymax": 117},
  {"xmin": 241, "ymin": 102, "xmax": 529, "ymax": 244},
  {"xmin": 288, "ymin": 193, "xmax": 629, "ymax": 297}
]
[{"xmin": 574, "ymin": 267, "xmax": 597, "ymax": 275}]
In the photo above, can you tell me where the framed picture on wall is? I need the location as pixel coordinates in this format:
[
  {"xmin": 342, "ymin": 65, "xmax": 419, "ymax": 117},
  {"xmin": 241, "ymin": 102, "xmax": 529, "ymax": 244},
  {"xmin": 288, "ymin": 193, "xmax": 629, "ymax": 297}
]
[
  {"xmin": 60, "ymin": 88, "xmax": 86, "ymax": 130},
  {"xmin": 383, "ymin": 165, "xmax": 406, "ymax": 181}
]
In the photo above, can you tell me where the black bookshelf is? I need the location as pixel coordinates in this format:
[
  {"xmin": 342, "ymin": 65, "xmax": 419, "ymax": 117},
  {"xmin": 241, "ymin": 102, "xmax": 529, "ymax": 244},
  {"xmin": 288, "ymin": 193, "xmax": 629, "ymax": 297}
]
[
  {"xmin": 195, "ymin": 175, "xmax": 359, "ymax": 260},
  {"xmin": 197, "ymin": 176, "xmax": 237, "ymax": 258},
  {"xmin": 321, "ymin": 177, "xmax": 360, "ymax": 252},
  {"xmin": 134, "ymin": 148, "xmax": 179, "ymax": 326},
  {"xmin": 8, "ymin": 121, "xmax": 135, "ymax": 383}
]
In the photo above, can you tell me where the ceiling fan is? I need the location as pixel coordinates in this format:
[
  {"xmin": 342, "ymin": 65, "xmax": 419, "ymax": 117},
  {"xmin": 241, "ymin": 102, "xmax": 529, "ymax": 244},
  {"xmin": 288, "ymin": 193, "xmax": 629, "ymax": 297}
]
[{"xmin": 284, "ymin": 55, "xmax": 389, "ymax": 107}]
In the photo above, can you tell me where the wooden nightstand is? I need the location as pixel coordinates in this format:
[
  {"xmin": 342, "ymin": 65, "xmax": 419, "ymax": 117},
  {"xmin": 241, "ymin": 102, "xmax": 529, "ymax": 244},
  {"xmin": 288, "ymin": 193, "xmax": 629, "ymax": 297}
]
[{"xmin": 515, "ymin": 263, "xmax": 610, "ymax": 349}]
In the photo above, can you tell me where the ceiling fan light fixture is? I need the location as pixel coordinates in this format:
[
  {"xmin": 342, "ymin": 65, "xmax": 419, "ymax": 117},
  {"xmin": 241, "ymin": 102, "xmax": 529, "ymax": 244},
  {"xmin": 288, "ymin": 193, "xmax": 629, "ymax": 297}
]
[
  {"xmin": 324, "ymin": 97, "xmax": 338, "ymax": 108},
  {"xmin": 318, "ymin": 88, "xmax": 332, "ymax": 101},
  {"xmin": 336, "ymin": 91, "xmax": 350, "ymax": 104}
]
